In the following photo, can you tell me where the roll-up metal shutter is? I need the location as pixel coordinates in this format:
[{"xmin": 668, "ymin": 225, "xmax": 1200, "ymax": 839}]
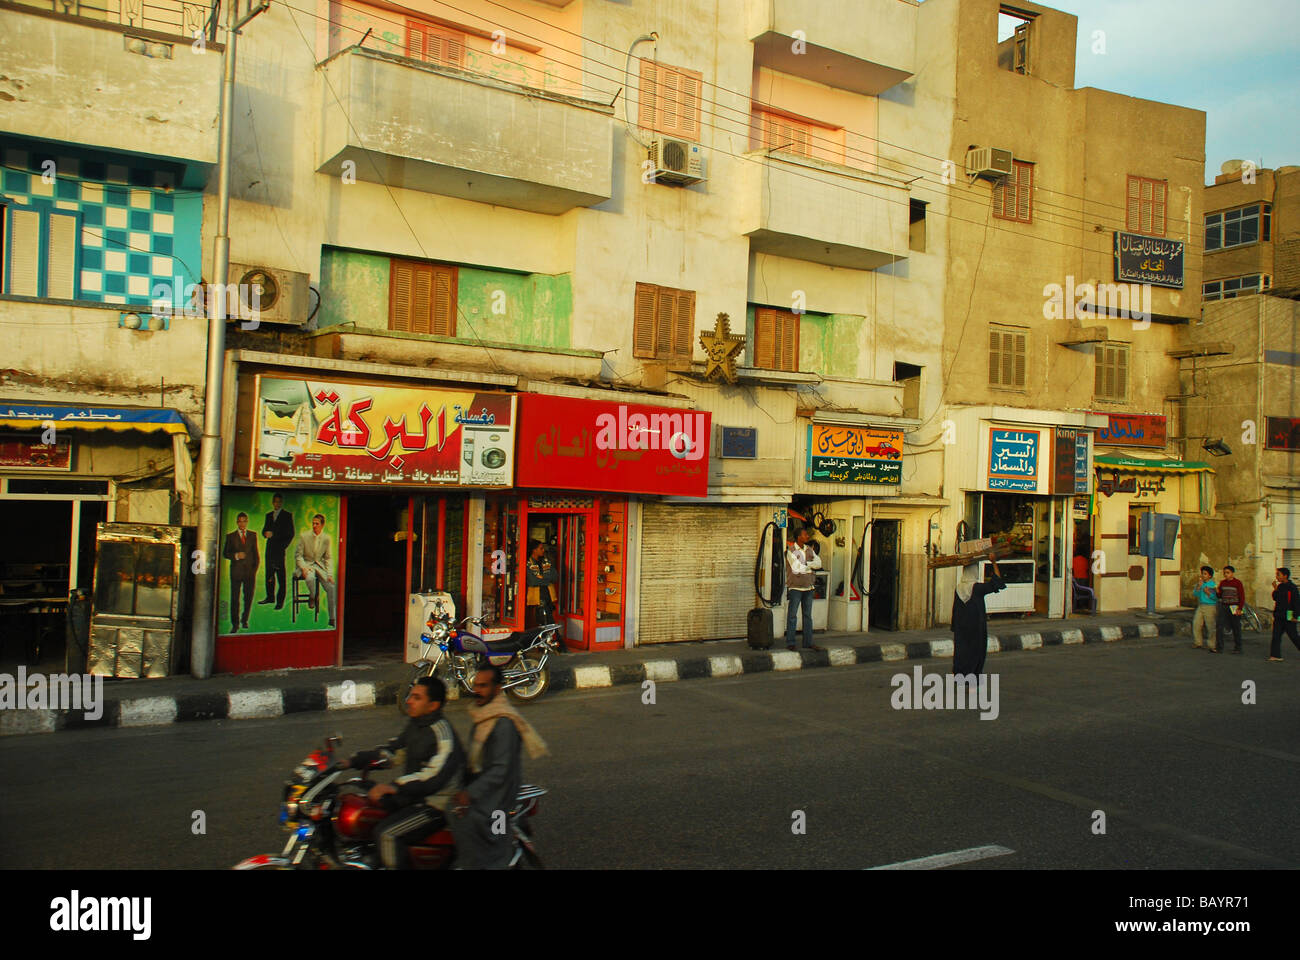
[{"xmin": 637, "ymin": 503, "xmax": 759, "ymax": 644}]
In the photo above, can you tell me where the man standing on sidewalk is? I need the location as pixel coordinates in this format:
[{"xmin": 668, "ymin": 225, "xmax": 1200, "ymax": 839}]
[
  {"xmin": 784, "ymin": 526, "xmax": 823, "ymax": 652},
  {"xmin": 1216, "ymin": 564, "xmax": 1246, "ymax": 654},
  {"xmin": 1268, "ymin": 568, "xmax": 1300, "ymax": 662},
  {"xmin": 1191, "ymin": 566, "xmax": 1219, "ymax": 652}
]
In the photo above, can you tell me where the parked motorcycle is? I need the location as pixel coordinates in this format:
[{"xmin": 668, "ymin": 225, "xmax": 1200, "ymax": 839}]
[
  {"xmin": 233, "ymin": 734, "xmax": 546, "ymax": 870},
  {"xmin": 402, "ymin": 614, "xmax": 562, "ymax": 711}
]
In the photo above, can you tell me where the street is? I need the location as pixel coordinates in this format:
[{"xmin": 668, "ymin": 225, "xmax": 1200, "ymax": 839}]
[{"xmin": 2, "ymin": 634, "xmax": 1297, "ymax": 870}]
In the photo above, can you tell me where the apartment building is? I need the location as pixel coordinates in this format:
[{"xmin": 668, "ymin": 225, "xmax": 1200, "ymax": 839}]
[
  {"xmin": 1178, "ymin": 161, "xmax": 1300, "ymax": 612},
  {"xmin": 929, "ymin": 0, "xmax": 1206, "ymax": 618},
  {"xmin": 0, "ymin": 0, "xmax": 216, "ymax": 669}
]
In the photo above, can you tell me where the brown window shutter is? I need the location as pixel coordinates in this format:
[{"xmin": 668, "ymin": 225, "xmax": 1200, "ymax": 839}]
[
  {"xmin": 390, "ymin": 260, "xmax": 414, "ymax": 332},
  {"xmin": 655, "ymin": 287, "xmax": 677, "ymax": 359},
  {"xmin": 1094, "ymin": 346, "xmax": 1106, "ymax": 395},
  {"xmin": 633, "ymin": 283, "xmax": 657, "ymax": 358},
  {"xmin": 755, "ymin": 309, "xmax": 777, "ymax": 368},
  {"xmin": 1012, "ymin": 331, "xmax": 1026, "ymax": 387},
  {"xmin": 406, "ymin": 22, "xmax": 424, "ymax": 59},
  {"xmin": 992, "ymin": 178, "xmax": 1007, "ymax": 219},
  {"xmin": 639, "ymin": 59, "xmax": 658, "ymax": 131},
  {"xmin": 432, "ymin": 265, "xmax": 456, "ymax": 336},
  {"xmin": 1116, "ymin": 346, "xmax": 1128, "ymax": 398},
  {"xmin": 409, "ymin": 265, "xmax": 433, "ymax": 334},
  {"xmin": 1153, "ymin": 181, "xmax": 1166, "ymax": 236},
  {"xmin": 988, "ymin": 329, "xmax": 1002, "ymax": 384},
  {"xmin": 1017, "ymin": 163, "xmax": 1032, "ymax": 222},
  {"xmin": 1127, "ymin": 176, "xmax": 1140, "ymax": 231},
  {"xmin": 672, "ymin": 290, "xmax": 694, "ymax": 359}
]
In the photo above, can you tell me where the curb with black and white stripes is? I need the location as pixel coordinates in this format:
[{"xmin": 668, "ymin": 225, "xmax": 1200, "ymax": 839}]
[{"xmin": 0, "ymin": 620, "xmax": 1175, "ymax": 736}]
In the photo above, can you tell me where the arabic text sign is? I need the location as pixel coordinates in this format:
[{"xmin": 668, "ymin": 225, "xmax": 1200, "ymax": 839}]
[
  {"xmin": 987, "ymin": 428, "xmax": 1040, "ymax": 491},
  {"xmin": 1096, "ymin": 471, "xmax": 1168, "ymax": 499},
  {"xmin": 251, "ymin": 376, "xmax": 515, "ymax": 486},
  {"xmin": 0, "ymin": 435, "xmax": 72, "ymax": 471},
  {"xmin": 1096, "ymin": 414, "xmax": 1166, "ymax": 448},
  {"xmin": 515, "ymin": 394, "xmax": 710, "ymax": 497},
  {"xmin": 806, "ymin": 424, "xmax": 904, "ymax": 486},
  {"xmin": 1074, "ymin": 432, "xmax": 1091, "ymax": 493},
  {"xmin": 1114, "ymin": 231, "xmax": 1184, "ymax": 289},
  {"xmin": 1265, "ymin": 416, "xmax": 1300, "ymax": 452}
]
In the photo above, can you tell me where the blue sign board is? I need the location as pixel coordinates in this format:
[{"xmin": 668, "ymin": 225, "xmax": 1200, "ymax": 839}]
[
  {"xmin": 988, "ymin": 429, "xmax": 1039, "ymax": 491},
  {"xmin": 1074, "ymin": 432, "xmax": 1090, "ymax": 493}
]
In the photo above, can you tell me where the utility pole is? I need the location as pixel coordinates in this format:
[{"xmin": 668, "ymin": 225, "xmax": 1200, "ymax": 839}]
[{"xmin": 191, "ymin": 0, "xmax": 269, "ymax": 678}]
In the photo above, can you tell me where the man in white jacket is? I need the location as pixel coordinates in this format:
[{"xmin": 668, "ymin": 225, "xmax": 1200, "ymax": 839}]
[{"xmin": 784, "ymin": 526, "xmax": 824, "ymax": 651}]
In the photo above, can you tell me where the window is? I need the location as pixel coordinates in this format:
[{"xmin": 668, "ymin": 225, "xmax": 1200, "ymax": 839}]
[
  {"xmin": 633, "ymin": 282, "xmax": 695, "ymax": 361},
  {"xmin": 1205, "ymin": 204, "xmax": 1271, "ymax": 252},
  {"xmin": 3, "ymin": 202, "xmax": 78, "ymax": 300},
  {"xmin": 752, "ymin": 307, "xmax": 799, "ymax": 371},
  {"xmin": 988, "ymin": 324, "xmax": 1027, "ymax": 389},
  {"xmin": 406, "ymin": 20, "xmax": 466, "ymax": 67},
  {"xmin": 755, "ymin": 109, "xmax": 812, "ymax": 158},
  {"xmin": 997, "ymin": 8, "xmax": 1033, "ymax": 74},
  {"xmin": 1203, "ymin": 274, "xmax": 1271, "ymax": 301},
  {"xmin": 909, "ymin": 199, "xmax": 927, "ymax": 252},
  {"xmin": 639, "ymin": 59, "xmax": 702, "ymax": 141},
  {"xmin": 1094, "ymin": 342, "xmax": 1129, "ymax": 401},
  {"xmin": 992, "ymin": 160, "xmax": 1033, "ymax": 222},
  {"xmin": 389, "ymin": 259, "xmax": 456, "ymax": 336},
  {"xmin": 1126, "ymin": 176, "xmax": 1167, "ymax": 236},
  {"xmin": 894, "ymin": 362, "xmax": 922, "ymax": 419}
]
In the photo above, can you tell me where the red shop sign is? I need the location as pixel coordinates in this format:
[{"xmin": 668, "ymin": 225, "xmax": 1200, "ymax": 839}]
[
  {"xmin": 515, "ymin": 394, "xmax": 711, "ymax": 497},
  {"xmin": 1095, "ymin": 414, "xmax": 1166, "ymax": 448}
]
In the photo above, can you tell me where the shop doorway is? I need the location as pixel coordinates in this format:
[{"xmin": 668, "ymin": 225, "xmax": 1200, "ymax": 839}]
[
  {"xmin": 343, "ymin": 494, "xmax": 408, "ymax": 661},
  {"xmin": 869, "ymin": 519, "xmax": 901, "ymax": 631},
  {"xmin": 525, "ymin": 512, "xmax": 589, "ymax": 638}
]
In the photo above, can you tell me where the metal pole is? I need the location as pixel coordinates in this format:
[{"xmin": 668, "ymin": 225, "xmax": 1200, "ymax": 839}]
[{"xmin": 191, "ymin": 0, "xmax": 244, "ymax": 678}]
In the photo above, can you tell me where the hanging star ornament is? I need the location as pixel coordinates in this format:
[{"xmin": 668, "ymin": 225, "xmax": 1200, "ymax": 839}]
[{"xmin": 699, "ymin": 312, "xmax": 746, "ymax": 384}]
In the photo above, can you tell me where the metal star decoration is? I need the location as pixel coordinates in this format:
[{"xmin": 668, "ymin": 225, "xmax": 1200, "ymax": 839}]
[{"xmin": 699, "ymin": 312, "xmax": 746, "ymax": 384}]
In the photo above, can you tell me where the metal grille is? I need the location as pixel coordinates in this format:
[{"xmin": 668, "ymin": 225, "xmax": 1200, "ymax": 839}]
[{"xmin": 27, "ymin": 0, "xmax": 215, "ymax": 40}]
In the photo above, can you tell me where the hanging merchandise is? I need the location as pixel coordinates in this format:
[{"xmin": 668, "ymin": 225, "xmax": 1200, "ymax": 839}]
[{"xmin": 753, "ymin": 520, "xmax": 784, "ymax": 607}]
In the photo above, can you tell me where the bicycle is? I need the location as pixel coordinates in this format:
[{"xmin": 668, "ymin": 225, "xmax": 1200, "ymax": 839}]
[{"xmin": 1239, "ymin": 602, "xmax": 1262, "ymax": 634}]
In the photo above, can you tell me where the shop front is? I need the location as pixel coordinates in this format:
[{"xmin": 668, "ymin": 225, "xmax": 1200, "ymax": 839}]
[
  {"xmin": 962, "ymin": 423, "xmax": 1094, "ymax": 618},
  {"xmin": 513, "ymin": 392, "xmax": 710, "ymax": 648},
  {"xmin": 218, "ymin": 370, "xmax": 515, "ymax": 673}
]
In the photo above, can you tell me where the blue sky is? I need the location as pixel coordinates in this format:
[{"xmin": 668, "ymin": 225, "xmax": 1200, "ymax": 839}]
[{"xmin": 998, "ymin": 0, "xmax": 1300, "ymax": 183}]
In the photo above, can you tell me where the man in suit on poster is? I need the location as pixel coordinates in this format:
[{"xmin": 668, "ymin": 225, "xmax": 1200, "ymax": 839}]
[
  {"xmin": 260, "ymin": 493, "xmax": 295, "ymax": 609},
  {"xmin": 223, "ymin": 512, "xmax": 260, "ymax": 632},
  {"xmin": 295, "ymin": 513, "xmax": 337, "ymax": 627}
]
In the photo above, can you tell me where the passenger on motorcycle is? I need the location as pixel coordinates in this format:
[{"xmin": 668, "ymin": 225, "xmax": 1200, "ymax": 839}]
[{"xmin": 340, "ymin": 676, "xmax": 465, "ymax": 869}]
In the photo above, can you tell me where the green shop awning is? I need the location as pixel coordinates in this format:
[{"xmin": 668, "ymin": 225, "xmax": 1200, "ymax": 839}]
[{"xmin": 1094, "ymin": 455, "xmax": 1213, "ymax": 474}]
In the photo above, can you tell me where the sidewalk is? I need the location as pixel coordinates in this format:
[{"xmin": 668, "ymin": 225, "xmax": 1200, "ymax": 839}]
[{"xmin": 1, "ymin": 610, "xmax": 1190, "ymax": 736}]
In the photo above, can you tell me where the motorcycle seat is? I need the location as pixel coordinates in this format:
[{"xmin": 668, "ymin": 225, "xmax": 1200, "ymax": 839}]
[{"xmin": 480, "ymin": 627, "xmax": 552, "ymax": 654}]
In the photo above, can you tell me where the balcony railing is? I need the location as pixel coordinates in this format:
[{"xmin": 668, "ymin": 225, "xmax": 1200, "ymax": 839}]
[{"xmin": 10, "ymin": 0, "xmax": 218, "ymax": 42}]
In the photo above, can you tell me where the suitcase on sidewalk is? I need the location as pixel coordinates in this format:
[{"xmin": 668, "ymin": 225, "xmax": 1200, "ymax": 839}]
[{"xmin": 747, "ymin": 607, "xmax": 774, "ymax": 650}]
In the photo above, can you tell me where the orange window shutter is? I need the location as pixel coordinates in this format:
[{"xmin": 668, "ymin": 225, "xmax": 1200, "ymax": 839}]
[
  {"xmin": 1127, "ymin": 177, "xmax": 1140, "ymax": 231},
  {"xmin": 756, "ymin": 309, "xmax": 777, "ymax": 368},
  {"xmin": 1017, "ymin": 164, "xmax": 1032, "ymax": 222},
  {"xmin": 639, "ymin": 60, "xmax": 658, "ymax": 130},
  {"xmin": 633, "ymin": 284, "xmax": 657, "ymax": 357},
  {"xmin": 390, "ymin": 260, "xmax": 413, "ymax": 332},
  {"xmin": 659, "ymin": 69, "xmax": 680, "ymax": 134},
  {"xmin": 655, "ymin": 288, "xmax": 676, "ymax": 358},
  {"xmin": 672, "ymin": 290, "xmax": 694, "ymax": 359},
  {"xmin": 410, "ymin": 265, "xmax": 433, "ymax": 335},
  {"xmin": 779, "ymin": 310, "xmax": 798, "ymax": 371},
  {"xmin": 679, "ymin": 73, "xmax": 701, "ymax": 140},
  {"xmin": 432, "ymin": 266, "xmax": 456, "ymax": 336},
  {"xmin": 406, "ymin": 22, "xmax": 423, "ymax": 59},
  {"xmin": 1154, "ymin": 182, "xmax": 1166, "ymax": 235}
]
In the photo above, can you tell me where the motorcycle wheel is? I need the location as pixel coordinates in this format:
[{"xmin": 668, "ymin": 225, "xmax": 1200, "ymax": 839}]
[{"xmin": 505, "ymin": 656, "xmax": 549, "ymax": 702}]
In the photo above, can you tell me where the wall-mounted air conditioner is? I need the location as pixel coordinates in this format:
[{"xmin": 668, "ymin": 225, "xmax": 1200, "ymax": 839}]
[
  {"xmin": 649, "ymin": 139, "xmax": 706, "ymax": 186},
  {"xmin": 226, "ymin": 263, "xmax": 311, "ymax": 326},
  {"xmin": 965, "ymin": 147, "xmax": 1013, "ymax": 181}
]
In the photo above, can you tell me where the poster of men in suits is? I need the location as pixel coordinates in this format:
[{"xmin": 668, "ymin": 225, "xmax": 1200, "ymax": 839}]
[{"xmin": 219, "ymin": 490, "xmax": 340, "ymax": 636}]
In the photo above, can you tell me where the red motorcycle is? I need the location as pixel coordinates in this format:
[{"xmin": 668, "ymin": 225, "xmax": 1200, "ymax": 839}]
[{"xmin": 234, "ymin": 735, "xmax": 545, "ymax": 870}]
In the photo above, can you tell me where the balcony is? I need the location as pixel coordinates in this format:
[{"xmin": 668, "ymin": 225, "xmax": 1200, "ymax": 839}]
[
  {"xmin": 0, "ymin": 1, "xmax": 223, "ymax": 180},
  {"xmin": 316, "ymin": 46, "xmax": 614, "ymax": 216},
  {"xmin": 747, "ymin": 0, "xmax": 916, "ymax": 96},
  {"xmin": 743, "ymin": 154, "xmax": 911, "ymax": 271}
]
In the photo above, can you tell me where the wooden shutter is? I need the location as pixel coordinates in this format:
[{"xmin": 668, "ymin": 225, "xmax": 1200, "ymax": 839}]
[
  {"xmin": 1152, "ymin": 180, "xmax": 1166, "ymax": 236},
  {"xmin": 1127, "ymin": 176, "xmax": 1141, "ymax": 231},
  {"xmin": 407, "ymin": 21, "xmax": 465, "ymax": 67},
  {"xmin": 633, "ymin": 283, "xmax": 657, "ymax": 358},
  {"xmin": 655, "ymin": 286, "xmax": 676, "ymax": 359},
  {"xmin": 988, "ymin": 328, "xmax": 1003, "ymax": 385},
  {"xmin": 46, "ymin": 210, "xmax": 78, "ymax": 300},
  {"xmin": 390, "ymin": 260, "xmax": 413, "ymax": 332},
  {"xmin": 990, "ymin": 326, "xmax": 1026, "ymax": 387},
  {"xmin": 391, "ymin": 259, "xmax": 456, "ymax": 336},
  {"xmin": 1012, "ymin": 330, "xmax": 1026, "ymax": 386},
  {"xmin": 410, "ymin": 266, "xmax": 432, "ymax": 334},
  {"xmin": 755, "ymin": 309, "xmax": 777, "ymax": 368},
  {"xmin": 6, "ymin": 206, "xmax": 41, "ymax": 297},
  {"xmin": 639, "ymin": 59, "xmax": 658, "ymax": 131},
  {"xmin": 677, "ymin": 72, "xmax": 701, "ymax": 140},
  {"xmin": 672, "ymin": 289, "xmax": 694, "ymax": 359},
  {"xmin": 640, "ymin": 60, "xmax": 701, "ymax": 139},
  {"xmin": 432, "ymin": 266, "xmax": 456, "ymax": 336},
  {"xmin": 777, "ymin": 310, "xmax": 798, "ymax": 371},
  {"xmin": 1015, "ymin": 162, "xmax": 1032, "ymax": 222}
]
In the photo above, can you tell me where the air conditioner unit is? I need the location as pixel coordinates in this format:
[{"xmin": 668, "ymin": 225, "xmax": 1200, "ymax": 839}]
[
  {"xmin": 225, "ymin": 263, "xmax": 311, "ymax": 326},
  {"xmin": 965, "ymin": 146, "xmax": 1014, "ymax": 181},
  {"xmin": 650, "ymin": 139, "xmax": 706, "ymax": 186}
]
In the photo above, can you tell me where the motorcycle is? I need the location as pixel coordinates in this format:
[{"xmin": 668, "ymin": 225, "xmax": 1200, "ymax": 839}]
[
  {"xmin": 402, "ymin": 614, "xmax": 563, "ymax": 711},
  {"xmin": 233, "ymin": 734, "xmax": 546, "ymax": 870}
]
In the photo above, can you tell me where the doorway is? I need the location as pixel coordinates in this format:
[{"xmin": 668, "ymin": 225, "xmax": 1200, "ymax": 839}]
[
  {"xmin": 525, "ymin": 512, "xmax": 588, "ymax": 640},
  {"xmin": 869, "ymin": 519, "xmax": 901, "ymax": 631},
  {"xmin": 343, "ymin": 494, "xmax": 409, "ymax": 661}
]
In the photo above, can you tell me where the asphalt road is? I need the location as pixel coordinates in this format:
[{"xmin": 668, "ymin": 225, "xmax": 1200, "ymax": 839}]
[{"xmin": 2, "ymin": 634, "xmax": 1297, "ymax": 870}]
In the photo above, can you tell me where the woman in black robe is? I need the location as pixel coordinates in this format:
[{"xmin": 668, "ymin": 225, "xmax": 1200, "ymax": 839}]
[{"xmin": 951, "ymin": 552, "xmax": 1006, "ymax": 677}]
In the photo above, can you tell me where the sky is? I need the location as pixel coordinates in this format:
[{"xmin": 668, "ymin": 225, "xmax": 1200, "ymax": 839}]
[{"xmin": 996, "ymin": 0, "xmax": 1300, "ymax": 183}]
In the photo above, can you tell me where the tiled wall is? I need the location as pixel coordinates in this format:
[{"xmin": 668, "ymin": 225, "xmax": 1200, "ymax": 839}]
[{"xmin": 1, "ymin": 143, "xmax": 203, "ymax": 306}]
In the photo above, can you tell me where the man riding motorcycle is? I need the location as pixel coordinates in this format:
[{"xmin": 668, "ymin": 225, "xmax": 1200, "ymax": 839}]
[{"xmin": 340, "ymin": 676, "xmax": 465, "ymax": 869}]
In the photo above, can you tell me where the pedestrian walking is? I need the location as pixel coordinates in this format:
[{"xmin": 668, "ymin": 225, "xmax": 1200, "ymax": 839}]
[
  {"xmin": 1216, "ymin": 564, "xmax": 1246, "ymax": 654},
  {"xmin": 784, "ymin": 526, "xmax": 823, "ymax": 652},
  {"xmin": 1191, "ymin": 566, "xmax": 1219, "ymax": 652},
  {"xmin": 1267, "ymin": 567, "xmax": 1300, "ymax": 662},
  {"xmin": 951, "ymin": 551, "xmax": 1006, "ymax": 678}
]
